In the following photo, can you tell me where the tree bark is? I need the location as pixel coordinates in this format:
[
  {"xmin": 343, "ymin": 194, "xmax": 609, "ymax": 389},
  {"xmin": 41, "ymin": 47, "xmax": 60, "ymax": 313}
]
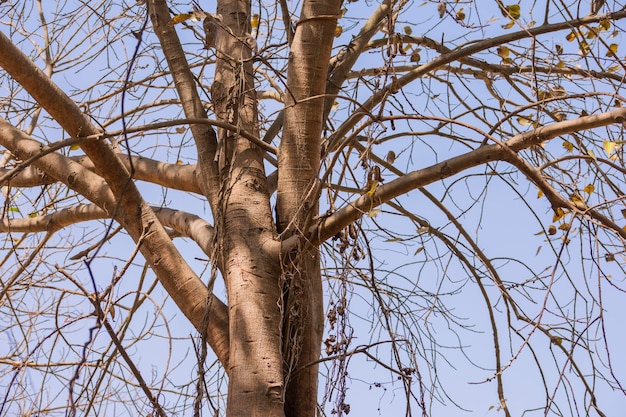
[
  {"xmin": 209, "ymin": 0, "xmax": 286, "ymax": 415},
  {"xmin": 276, "ymin": 0, "xmax": 340, "ymax": 416}
]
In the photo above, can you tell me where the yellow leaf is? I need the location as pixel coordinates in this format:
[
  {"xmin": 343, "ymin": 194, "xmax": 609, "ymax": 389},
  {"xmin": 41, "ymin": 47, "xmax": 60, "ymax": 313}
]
[
  {"xmin": 503, "ymin": 4, "xmax": 521, "ymax": 20},
  {"xmin": 556, "ymin": 60, "xmax": 565, "ymax": 69},
  {"xmin": 366, "ymin": 180, "xmax": 379, "ymax": 196},
  {"xmin": 437, "ymin": 2, "xmax": 446, "ymax": 18},
  {"xmin": 28, "ymin": 212, "xmax": 38, "ymax": 218},
  {"xmin": 548, "ymin": 225, "xmax": 557, "ymax": 235},
  {"xmin": 599, "ymin": 19, "xmax": 611, "ymax": 31},
  {"xmin": 497, "ymin": 46, "xmax": 510, "ymax": 58},
  {"xmin": 501, "ymin": 19, "xmax": 515, "ymax": 29},
  {"xmin": 558, "ymin": 222, "xmax": 570, "ymax": 231},
  {"xmin": 410, "ymin": 49, "xmax": 420, "ymax": 63},
  {"xmin": 579, "ymin": 41, "xmax": 590, "ymax": 55},
  {"xmin": 562, "ymin": 140, "xmax": 574, "ymax": 152},
  {"xmin": 367, "ymin": 209, "xmax": 381, "ymax": 218},
  {"xmin": 583, "ymin": 184, "xmax": 595, "ymax": 194},
  {"xmin": 603, "ymin": 140, "xmax": 616, "ymax": 156},
  {"xmin": 586, "ymin": 27, "xmax": 598, "ymax": 39},
  {"xmin": 168, "ymin": 13, "xmax": 192, "ymax": 26},
  {"xmin": 335, "ymin": 25, "xmax": 343, "ymax": 37},
  {"xmin": 70, "ymin": 143, "xmax": 81, "ymax": 150},
  {"xmin": 588, "ymin": 149, "xmax": 597, "ymax": 160},
  {"xmin": 570, "ymin": 193, "xmax": 583, "ymax": 204},
  {"xmin": 176, "ymin": 159, "xmax": 183, "ymax": 165},
  {"xmin": 517, "ymin": 116, "xmax": 534, "ymax": 126},
  {"xmin": 566, "ymin": 31, "xmax": 577, "ymax": 42},
  {"xmin": 251, "ymin": 13, "xmax": 260, "ymax": 29},
  {"xmin": 537, "ymin": 189, "xmax": 544, "ymax": 198},
  {"xmin": 608, "ymin": 65, "xmax": 619, "ymax": 72},
  {"xmin": 455, "ymin": 8, "xmax": 465, "ymax": 21},
  {"xmin": 553, "ymin": 207, "xmax": 565, "ymax": 222},
  {"xmin": 404, "ymin": 25, "xmax": 413, "ymax": 35},
  {"xmin": 606, "ymin": 43, "xmax": 618, "ymax": 57}
]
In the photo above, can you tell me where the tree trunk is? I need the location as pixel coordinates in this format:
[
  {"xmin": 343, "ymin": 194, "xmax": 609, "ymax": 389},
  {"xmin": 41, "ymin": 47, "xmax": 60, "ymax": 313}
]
[
  {"xmin": 211, "ymin": 0, "xmax": 286, "ymax": 415},
  {"xmin": 277, "ymin": 0, "xmax": 341, "ymax": 416}
]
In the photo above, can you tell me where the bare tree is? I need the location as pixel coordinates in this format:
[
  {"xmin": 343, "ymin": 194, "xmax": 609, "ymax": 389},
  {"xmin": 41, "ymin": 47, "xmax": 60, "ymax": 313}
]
[{"xmin": 2, "ymin": 0, "xmax": 626, "ymax": 416}]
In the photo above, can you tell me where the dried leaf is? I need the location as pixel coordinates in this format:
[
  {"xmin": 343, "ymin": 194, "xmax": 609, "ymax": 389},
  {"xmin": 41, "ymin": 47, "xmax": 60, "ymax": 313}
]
[
  {"xmin": 437, "ymin": 2, "xmax": 446, "ymax": 18},
  {"xmin": 501, "ymin": 19, "xmax": 515, "ymax": 29},
  {"xmin": 455, "ymin": 8, "xmax": 465, "ymax": 21},
  {"xmin": 367, "ymin": 209, "xmax": 381, "ymax": 218},
  {"xmin": 502, "ymin": 4, "xmax": 521, "ymax": 19},
  {"xmin": 168, "ymin": 13, "xmax": 192, "ymax": 26},
  {"xmin": 606, "ymin": 43, "xmax": 618, "ymax": 57},
  {"xmin": 562, "ymin": 140, "xmax": 574, "ymax": 152},
  {"xmin": 588, "ymin": 149, "xmax": 597, "ymax": 160},
  {"xmin": 410, "ymin": 49, "xmax": 420, "ymax": 63},
  {"xmin": 497, "ymin": 46, "xmax": 510, "ymax": 58},
  {"xmin": 569, "ymin": 193, "xmax": 583, "ymax": 204},
  {"xmin": 599, "ymin": 19, "xmax": 611, "ymax": 31},
  {"xmin": 366, "ymin": 180, "xmax": 379, "ymax": 196},
  {"xmin": 552, "ymin": 207, "xmax": 566, "ymax": 222},
  {"xmin": 583, "ymin": 184, "xmax": 595, "ymax": 194},
  {"xmin": 251, "ymin": 13, "xmax": 260, "ymax": 29},
  {"xmin": 603, "ymin": 140, "xmax": 616, "ymax": 156}
]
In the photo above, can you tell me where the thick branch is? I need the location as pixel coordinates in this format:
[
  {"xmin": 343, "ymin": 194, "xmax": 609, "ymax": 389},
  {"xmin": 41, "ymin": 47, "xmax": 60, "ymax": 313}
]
[
  {"xmin": 311, "ymin": 109, "xmax": 626, "ymax": 244},
  {"xmin": 148, "ymin": 0, "xmax": 221, "ymax": 209},
  {"xmin": 0, "ymin": 204, "xmax": 216, "ymax": 259},
  {"xmin": 0, "ymin": 32, "xmax": 230, "ymax": 365},
  {"xmin": 324, "ymin": 9, "xmax": 626, "ymax": 153}
]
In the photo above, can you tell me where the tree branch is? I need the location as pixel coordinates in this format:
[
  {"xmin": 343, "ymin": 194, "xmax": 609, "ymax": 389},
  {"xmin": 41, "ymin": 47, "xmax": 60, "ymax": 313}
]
[
  {"xmin": 324, "ymin": 9, "xmax": 626, "ymax": 154},
  {"xmin": 310, "ymin": 108, "xmax": 626, "ymax": 244},
  {"xmin": 0, "ymin": 32, "xmax": 230, "ymax": 366}
]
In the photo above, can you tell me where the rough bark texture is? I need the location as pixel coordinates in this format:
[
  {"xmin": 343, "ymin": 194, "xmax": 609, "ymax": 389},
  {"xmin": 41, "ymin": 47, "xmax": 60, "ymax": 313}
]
[
  {"xmin": 209, "ymin": 0, "xmax": 286, "ymax": 415},
  {"xmin": 276, "ymin": 0, "xmax": 341, "ymax": 416}
]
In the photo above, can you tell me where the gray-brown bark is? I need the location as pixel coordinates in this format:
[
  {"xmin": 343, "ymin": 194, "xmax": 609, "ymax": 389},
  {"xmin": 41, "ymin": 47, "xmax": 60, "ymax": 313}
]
[{"xmin": 276, "ymin": 0, "xmax": 341, "ymax": 415}]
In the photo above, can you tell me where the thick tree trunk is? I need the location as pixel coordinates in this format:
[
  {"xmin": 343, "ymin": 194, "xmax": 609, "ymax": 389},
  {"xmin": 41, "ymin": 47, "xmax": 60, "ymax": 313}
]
[
  {"xmin": 276, "ymin": 0, "xmax": 341, "ymax": 416},
  {"xmin": 211, "ymin": 0, "xmax": 286, "ymax": 415}
]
